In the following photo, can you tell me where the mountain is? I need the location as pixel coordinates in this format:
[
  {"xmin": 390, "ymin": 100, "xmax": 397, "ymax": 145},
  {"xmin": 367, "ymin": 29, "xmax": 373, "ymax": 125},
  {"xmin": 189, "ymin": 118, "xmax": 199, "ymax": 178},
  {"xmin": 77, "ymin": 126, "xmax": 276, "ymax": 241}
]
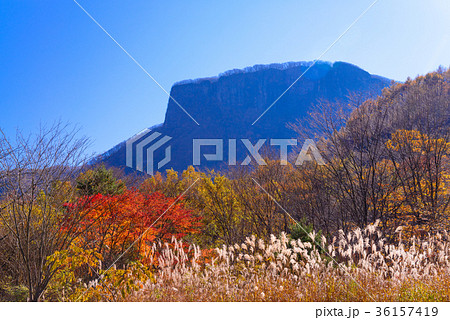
[{"xmin": 97, "ymin": 61, "xmax": 391, "ymax": 174}]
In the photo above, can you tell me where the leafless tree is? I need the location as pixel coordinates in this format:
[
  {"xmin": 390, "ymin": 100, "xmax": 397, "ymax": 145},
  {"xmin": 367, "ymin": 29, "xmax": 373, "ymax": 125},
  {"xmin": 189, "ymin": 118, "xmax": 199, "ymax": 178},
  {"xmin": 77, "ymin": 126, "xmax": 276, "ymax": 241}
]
[
  {"xmin": 0, "ymin": 122, "xmax": 91, "ymax": 301},
  {"xmin": 288, "ymin": 68, "xmax": 450, "ymax": 235}
]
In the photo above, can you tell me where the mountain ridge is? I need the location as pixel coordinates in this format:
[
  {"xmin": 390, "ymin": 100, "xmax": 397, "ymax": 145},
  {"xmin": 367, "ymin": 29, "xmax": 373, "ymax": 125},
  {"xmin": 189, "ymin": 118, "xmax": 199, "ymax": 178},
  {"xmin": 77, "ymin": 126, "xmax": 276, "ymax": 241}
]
[{"xmin": 97, "ymin": 61, "xmax": 392, "ymax": 174}]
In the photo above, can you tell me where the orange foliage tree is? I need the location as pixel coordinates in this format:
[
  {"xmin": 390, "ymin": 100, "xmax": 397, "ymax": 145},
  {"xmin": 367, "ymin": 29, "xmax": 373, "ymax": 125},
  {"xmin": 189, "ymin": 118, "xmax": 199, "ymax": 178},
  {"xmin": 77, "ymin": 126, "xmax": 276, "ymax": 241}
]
[
  {"xmin": 63, "ymin": 189, "xmax": 202, "ymax": 266},
  {"xmin": 385, "ymin": 129, "xmax": 450, "ymax": 238}
]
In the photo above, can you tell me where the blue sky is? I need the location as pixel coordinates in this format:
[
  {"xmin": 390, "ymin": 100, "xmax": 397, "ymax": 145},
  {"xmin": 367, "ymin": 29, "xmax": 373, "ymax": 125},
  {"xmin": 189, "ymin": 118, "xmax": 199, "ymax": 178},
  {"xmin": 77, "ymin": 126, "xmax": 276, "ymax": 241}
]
[{"xmin": 1, "ymin": 0, "xmax": 449, "ymax": 154}]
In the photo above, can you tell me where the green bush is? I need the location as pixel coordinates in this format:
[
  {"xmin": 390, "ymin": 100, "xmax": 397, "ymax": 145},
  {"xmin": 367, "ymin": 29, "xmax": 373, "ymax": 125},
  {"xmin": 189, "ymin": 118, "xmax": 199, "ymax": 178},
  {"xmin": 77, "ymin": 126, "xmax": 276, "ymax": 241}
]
[{"xmin": 289, "ymin": 218, "xmax": 324, "ymax": 252}]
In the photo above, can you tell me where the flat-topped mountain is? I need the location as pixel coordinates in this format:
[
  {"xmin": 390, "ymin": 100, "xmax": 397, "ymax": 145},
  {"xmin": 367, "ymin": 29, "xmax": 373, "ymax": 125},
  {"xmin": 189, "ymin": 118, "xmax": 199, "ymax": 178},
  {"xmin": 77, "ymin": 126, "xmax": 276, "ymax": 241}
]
[{"xmin": 97, "ymin": 61, "xmax": 391, "ymax": 173}]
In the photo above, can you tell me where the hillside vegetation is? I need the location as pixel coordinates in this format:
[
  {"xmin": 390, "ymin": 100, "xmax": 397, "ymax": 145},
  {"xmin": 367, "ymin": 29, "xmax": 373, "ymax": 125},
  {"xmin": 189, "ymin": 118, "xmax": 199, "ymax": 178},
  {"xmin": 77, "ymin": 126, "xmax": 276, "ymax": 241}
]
[{"xmin": 0, "ymin": 68, "xmax": 449, "ymax": 301}]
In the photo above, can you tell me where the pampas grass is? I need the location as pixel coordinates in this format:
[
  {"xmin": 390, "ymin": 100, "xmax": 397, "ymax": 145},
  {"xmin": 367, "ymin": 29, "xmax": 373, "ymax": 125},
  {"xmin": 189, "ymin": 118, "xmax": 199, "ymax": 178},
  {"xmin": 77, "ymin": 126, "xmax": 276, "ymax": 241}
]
[{"xmin": 105, "ymin": 222, "xmax": 450, "ymax": 301}]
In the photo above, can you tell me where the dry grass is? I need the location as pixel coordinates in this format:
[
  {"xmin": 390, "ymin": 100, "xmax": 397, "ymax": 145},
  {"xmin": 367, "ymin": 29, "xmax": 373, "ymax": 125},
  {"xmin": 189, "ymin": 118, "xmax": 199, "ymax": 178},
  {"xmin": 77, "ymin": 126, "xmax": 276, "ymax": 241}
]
[{"xmin": 101, "ymin": 222, "xmax": 450, "ymax": 301}]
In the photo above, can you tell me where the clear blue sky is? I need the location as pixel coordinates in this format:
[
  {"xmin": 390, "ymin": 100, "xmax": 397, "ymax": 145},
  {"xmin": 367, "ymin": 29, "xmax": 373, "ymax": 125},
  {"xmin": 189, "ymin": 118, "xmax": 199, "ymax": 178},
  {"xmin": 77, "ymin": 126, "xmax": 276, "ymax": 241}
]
[{"xmin": 1, "ymin": 0, "xmax": 449, "ymax": 154}]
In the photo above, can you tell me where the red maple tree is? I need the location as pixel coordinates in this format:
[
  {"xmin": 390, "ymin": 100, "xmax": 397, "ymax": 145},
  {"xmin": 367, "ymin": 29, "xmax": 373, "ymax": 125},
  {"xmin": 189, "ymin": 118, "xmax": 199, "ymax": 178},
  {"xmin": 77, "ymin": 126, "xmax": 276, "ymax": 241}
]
[{"xmin": 63, "ymin": 189, "xmax": 202, "ymax": 265}]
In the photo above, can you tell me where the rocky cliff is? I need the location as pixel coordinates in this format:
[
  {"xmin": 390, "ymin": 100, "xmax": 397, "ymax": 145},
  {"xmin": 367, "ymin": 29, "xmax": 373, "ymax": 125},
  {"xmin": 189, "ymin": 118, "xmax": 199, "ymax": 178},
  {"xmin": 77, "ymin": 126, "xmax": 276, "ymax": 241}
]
[{"xmin": 99, "ymin": 61, "xmax": 391, "ymax": 173}]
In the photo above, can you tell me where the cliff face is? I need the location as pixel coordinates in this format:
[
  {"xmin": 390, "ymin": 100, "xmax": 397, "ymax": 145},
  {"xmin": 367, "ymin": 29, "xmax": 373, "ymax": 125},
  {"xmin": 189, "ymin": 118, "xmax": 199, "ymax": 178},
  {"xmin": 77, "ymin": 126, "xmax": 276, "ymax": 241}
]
[{"xmin": 100, "ymin": 61, "xmax": 391, "ymax": 173}]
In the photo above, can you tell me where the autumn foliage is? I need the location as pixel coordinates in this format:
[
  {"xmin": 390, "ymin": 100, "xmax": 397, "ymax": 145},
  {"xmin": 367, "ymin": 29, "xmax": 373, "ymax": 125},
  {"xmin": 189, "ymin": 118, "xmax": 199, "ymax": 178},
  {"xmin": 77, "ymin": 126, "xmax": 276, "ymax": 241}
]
[
  {"xmin": 1, "ymin": 68, "xmax": 449, "ymax": 302},
  {"xmin": 63, "ymin": 189, "xmax": 202, "ymax": 265}
]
